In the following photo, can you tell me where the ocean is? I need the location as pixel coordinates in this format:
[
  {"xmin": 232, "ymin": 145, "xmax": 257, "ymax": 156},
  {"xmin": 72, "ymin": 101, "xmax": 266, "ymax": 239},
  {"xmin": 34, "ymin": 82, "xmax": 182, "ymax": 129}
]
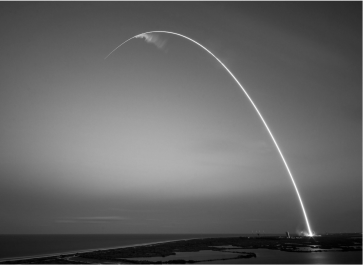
[
  {"xmin": 131, "ymin": 249, "xmax": 362, "ymax": 264},
  {"xmin": 0, "ymin": 234, "xmax": 236, "ymax": 261}
]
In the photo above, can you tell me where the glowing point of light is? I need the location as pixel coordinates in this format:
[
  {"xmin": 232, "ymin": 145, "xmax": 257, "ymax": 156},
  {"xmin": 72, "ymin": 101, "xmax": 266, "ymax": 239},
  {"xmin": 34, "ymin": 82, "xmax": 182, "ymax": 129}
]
[{"xmin": 105, "ymin": 31, "xmax": 314, "ymax": 236}]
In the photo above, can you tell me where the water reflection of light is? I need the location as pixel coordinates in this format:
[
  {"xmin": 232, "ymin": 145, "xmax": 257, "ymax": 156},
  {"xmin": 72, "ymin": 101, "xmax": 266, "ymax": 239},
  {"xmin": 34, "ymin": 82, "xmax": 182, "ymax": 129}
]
[{"xmin": 308, "ymin": 252, "xmax": 329, "ymax": 265}]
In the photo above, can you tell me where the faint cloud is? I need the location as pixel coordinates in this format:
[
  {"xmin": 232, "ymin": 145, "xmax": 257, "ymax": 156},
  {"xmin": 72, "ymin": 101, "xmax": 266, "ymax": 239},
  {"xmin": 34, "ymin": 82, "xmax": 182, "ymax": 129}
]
[
  {"xmin": 56, "ymin": 216, "xmax": 129, "ymax": 224},
  {"xmin": 107, "ymin": 208, "xmax": 164, "ymax": 213}
]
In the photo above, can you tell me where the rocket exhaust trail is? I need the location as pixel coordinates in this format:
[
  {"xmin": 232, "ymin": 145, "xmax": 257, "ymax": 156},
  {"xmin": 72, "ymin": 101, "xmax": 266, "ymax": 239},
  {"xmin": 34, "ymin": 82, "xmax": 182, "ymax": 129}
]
[{"xmin": 105, "ymin": 31, "xmax": 313, "ymax": 237}]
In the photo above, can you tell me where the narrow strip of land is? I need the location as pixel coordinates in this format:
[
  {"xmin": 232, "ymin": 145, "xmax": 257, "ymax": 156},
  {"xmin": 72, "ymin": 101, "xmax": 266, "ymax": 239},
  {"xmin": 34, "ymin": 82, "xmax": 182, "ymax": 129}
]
[{"xmin": 1, "ymin": 234, "xmax": 361, "ymax": 264}]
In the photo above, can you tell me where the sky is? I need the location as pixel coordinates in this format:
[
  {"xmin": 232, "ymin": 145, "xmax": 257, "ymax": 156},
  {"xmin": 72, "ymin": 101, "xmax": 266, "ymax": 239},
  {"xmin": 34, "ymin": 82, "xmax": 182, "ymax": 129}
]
[{"xmin": 0, "ymin": 2, "xmax": 361, "ymax": 235}]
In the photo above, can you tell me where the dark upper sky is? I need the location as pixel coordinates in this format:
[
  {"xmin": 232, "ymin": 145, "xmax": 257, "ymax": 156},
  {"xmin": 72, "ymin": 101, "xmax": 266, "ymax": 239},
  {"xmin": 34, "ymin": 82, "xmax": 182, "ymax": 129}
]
[{"xmin": 0, "ymin": 2, "xmax": 361, "ymax": 234}]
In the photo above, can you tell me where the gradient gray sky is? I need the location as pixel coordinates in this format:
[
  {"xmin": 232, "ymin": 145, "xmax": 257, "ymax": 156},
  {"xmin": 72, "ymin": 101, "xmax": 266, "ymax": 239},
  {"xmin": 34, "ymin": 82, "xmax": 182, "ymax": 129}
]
[{"xmin": 0, "ymin": 2, "xmax": 361, "ymax": 234}]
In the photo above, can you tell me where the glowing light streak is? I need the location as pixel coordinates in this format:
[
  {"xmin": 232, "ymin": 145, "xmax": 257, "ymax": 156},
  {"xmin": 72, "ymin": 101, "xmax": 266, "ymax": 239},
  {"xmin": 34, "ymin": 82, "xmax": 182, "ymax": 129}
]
[{"xmin": 105, "ymin": 31, "xmax": 313, "ymax": 237}]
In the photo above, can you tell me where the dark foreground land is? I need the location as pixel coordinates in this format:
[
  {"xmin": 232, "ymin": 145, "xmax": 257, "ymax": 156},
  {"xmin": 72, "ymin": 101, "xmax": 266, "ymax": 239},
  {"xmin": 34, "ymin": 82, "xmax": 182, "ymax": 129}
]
[{"xmin": 1, "ymin": 233, "xmax": 361, "ymax": 264}]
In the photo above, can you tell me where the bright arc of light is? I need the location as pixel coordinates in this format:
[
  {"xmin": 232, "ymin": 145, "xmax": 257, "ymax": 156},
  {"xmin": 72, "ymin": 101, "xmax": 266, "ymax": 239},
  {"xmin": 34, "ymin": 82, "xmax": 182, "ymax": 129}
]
[{"xmin": 105, "ymin": 31, "xmax": 313, "ymax": 237}]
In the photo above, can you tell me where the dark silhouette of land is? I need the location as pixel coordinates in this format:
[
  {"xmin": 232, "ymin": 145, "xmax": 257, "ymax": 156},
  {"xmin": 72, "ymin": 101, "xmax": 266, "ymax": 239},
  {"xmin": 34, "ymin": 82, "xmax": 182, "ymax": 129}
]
[{"xmin": 1, "ymin": 233, "xmax": 361, "ymax": 264}]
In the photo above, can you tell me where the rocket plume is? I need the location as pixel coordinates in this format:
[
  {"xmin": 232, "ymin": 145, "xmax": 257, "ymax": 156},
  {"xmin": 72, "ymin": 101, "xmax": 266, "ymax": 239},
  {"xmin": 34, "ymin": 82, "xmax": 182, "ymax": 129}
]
[
  {"xmin": 105, "ymin": 31, "xmax": 314, "ymax": 237},
  {"xmin": 135, "ymin": 33, "xmax": 166, "ymax": 49}
]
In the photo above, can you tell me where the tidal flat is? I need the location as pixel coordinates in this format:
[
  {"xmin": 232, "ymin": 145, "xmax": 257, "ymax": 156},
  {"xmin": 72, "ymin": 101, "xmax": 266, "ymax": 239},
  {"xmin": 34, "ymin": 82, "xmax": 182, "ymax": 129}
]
[{"xmin": 1, "ymin": 234, "xmax": 361, "ymax": 264}]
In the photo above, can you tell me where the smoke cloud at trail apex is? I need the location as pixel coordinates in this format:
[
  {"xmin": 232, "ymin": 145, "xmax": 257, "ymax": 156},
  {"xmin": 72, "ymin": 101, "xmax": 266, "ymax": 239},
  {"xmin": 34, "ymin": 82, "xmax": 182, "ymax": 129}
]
[{"xmin": 135, "ymin": 33, "xmax": 167, "ymax": 49}]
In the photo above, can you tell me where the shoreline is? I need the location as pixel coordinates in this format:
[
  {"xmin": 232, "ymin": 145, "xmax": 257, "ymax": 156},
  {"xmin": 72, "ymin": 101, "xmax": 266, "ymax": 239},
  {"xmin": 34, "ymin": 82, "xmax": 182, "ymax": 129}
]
[
  {"xmin": 0, "ymin": 240, "xmax": 181, "ymax": 262},
  {"xmin": 0, "ymin": 235, "xmax": 235, "ymax": 263}
]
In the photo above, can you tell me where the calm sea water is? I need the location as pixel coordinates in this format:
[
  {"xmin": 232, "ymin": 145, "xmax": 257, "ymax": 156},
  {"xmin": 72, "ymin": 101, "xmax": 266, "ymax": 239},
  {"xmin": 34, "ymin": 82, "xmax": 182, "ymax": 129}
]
[
  {"xmin": 0, "ymin": 234, "xmax": 235, "ymax": 260},
  {"xmin": 200, "ymin": 249, "xmax": 363, "ymax": 264},
  {"xmin": 129, "ymin": 249, "xmax": 362, "ymax": 264}
]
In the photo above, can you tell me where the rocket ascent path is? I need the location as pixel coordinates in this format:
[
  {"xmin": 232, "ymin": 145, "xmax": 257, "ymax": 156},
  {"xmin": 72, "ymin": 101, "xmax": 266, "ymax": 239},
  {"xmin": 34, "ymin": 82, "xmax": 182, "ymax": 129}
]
[{"xmin": 105, "ymin": 31, "xmax": 313, "ymax": 237}]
